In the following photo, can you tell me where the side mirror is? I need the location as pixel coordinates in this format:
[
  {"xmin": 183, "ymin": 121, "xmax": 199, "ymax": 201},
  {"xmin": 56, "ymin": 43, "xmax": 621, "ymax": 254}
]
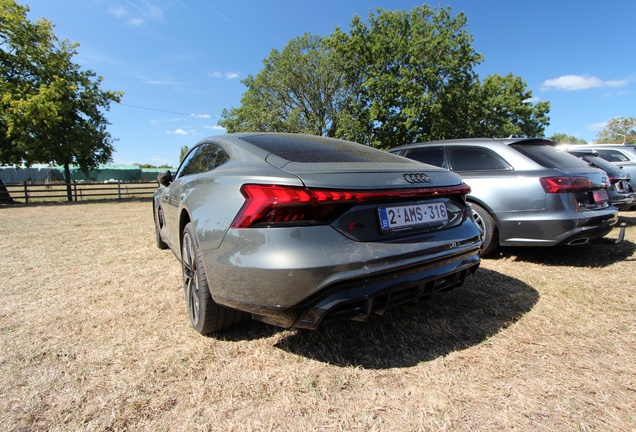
[{"xmin": 158, "ymin": 170, "xmax": 172, "ymax": 187}]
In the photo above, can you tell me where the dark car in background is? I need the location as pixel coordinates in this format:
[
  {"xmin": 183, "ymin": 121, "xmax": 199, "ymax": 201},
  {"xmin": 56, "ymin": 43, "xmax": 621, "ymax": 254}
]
[
  {"xmin": 563, "ymin": 149, "xmax": 633, "ymax": 210},
  {"xmin": 558, "ymin": 144, "xmax": 636, "ymax": 192},
  {"xmin": 154, "ymin": 133, "xmax": 482, "ymax": 334},
  {"xmin": 390, "ymin": 138, "xmax": 619, "ymax": 256}
]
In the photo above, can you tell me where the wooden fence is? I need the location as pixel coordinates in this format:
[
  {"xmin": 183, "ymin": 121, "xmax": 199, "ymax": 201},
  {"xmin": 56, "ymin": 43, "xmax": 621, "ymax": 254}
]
[{"xmin": 2, "ymin": 180, "xmax": 158, "ymax": 203}]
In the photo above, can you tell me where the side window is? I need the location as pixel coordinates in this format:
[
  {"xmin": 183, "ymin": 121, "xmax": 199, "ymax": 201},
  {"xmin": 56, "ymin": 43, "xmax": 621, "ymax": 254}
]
[
  {"xmin": 176, "ymin": 143, "xmax": 228, "ymax": 179},
  {"xmin": 175, "ymin": 146, "xmax": 199, "ymax": 179},
  {"xmin": 594, "ymin": 149, "xmax": 630, "ymax": 163},
  {"xmin": 447, "ymin": 146, "xmax": 510, "ymax": 171},
  {"xmin": 403, "ymin": 147, "xmax": 446, "ymax": 167}
]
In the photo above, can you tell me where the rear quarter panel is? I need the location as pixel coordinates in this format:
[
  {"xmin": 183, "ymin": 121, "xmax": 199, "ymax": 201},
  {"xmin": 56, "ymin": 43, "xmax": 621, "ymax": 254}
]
[
  {"xmin": 184, "ymin": 164, "xmax": 304, "ymax": 252},
  {"xmin": 458, "ymin": 170, "xmax": 547, "ymax": 214}
]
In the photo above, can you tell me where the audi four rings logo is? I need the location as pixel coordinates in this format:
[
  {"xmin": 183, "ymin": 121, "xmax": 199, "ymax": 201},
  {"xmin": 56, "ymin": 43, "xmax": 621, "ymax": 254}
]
[{"xmin": 404, "ymin": 173, "xmax": 431, "ymax": 183}]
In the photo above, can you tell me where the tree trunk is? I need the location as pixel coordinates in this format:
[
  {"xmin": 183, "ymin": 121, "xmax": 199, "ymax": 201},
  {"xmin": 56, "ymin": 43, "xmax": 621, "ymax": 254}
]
[
  {"xmin": 64, "ymin": 163, "xmax": 72, "ymax": 202},
  {"xmin": 0, "ymin": 178, "xmax": 15, "ymax": 204}
]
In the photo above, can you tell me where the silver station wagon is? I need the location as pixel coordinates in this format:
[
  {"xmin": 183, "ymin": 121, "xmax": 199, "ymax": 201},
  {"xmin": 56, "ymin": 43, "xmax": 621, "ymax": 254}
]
[
  {"xmin": 154, "ymin": 133, "xmax": 482, "ymax": 334},
  {"xmin": 558, "ymin": 144, "xmax": 636, "ymax": 192},
  {"xmin": 390, "ymin": 138, "xmax": 619, "ymax": 256}
]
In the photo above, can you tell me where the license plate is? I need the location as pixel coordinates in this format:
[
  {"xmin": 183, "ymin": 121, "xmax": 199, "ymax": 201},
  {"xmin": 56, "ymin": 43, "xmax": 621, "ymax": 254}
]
[
  {"xmin": 593, "ymin": 189, "xmax": 609, "ymax": 204},
  {"xmin": 378, "ymin": 202, "xmax": 447, "ymax": 231}
]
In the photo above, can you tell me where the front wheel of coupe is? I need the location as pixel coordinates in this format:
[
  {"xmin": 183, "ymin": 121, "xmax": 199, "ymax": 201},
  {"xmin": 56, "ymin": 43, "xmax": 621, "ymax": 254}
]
[{"xmin": 181, "ymin": 222, "xmax": 249, "ymax": 334}]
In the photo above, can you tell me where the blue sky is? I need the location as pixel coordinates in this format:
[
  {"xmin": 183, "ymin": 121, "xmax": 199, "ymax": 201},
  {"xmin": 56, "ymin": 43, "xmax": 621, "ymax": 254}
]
[{"xmin": 20, "ymin": 0, "xmax": 635, "ymax": 168}]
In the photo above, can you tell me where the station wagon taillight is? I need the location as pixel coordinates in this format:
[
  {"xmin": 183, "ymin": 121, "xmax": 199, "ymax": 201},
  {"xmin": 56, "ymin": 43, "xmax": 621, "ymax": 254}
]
[
  {"xmin": 231, "ymin": 183, "xmax": 471, "ymax": 228},
  {"xmin": 539, "ymin": 177, "xmax": 591, "ymax": 194},
  {"xmin": 609, "ymin": 174, "xmax": 629, "ymax": 184}
]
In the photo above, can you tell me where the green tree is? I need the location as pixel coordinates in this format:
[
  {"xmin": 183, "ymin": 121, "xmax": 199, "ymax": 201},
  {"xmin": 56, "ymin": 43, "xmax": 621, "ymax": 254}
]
[
  {"xmin": 595, "ymin": 117, "xmax": 636, "ymax": 144},
  {"xmin": 219, "ymin": 33, "xmax": 350, "ymax": 137},
  {"xmin": 547, "ymin": 133, "xmax": 587, "ymax": 144},
  {"xmin": 218, "ymin": 5, "xmax": 550, "ymax": 150},
  {"xmin": 469, "ymin": 74, "xmax": 550, "ymax": 138},
  {"xmin": 329, "ymin": 5, "xmax": 484, "ymax": 148},
  {"xmin": 179, "ymin": 145, "xmax": 190, "ymax": 163},
  {"xmin": 135, "ymin": 163, "xmax": 174, "ymax": 169},
  {"xmin": 1, "ymin": 0, "xmax": 123, "ymax": 201}
]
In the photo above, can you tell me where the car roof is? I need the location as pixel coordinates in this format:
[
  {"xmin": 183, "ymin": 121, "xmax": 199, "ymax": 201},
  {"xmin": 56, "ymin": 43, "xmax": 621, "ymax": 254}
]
[
  {"xmin": 390, "ymin": 137, "xmax": 555, "ymax": 152},
  {"xmin": 558, "ymin": 144, "xmax": 636, "ymax": 149}
]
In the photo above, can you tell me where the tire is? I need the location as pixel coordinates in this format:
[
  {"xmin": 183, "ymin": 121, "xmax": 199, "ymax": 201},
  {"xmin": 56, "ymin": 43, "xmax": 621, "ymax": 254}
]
[
  {"xmin": 181, "ymin": 222, "xmax": 249, "ymax": 334},
  {"xmin": 471, "ymin": 203, "xmax": 498, "ymax": 256},
  {"xmin": 154, "ymin": 206, "xmax": 169, "ymax": 250}
]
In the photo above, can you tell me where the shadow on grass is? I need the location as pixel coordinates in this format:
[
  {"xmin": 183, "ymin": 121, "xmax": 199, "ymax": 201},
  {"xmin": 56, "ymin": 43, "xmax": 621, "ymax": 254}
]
[
  {"xmin": 218, "ymin": 268, "xmax": 539, "ymax": 369},
  {"xmin": 488, "ymin": 239, "xmax": 636, "ymax": 268},
  {"xmin": 617, "ymin": 213, "xmax": 636, "ymax": 227}
]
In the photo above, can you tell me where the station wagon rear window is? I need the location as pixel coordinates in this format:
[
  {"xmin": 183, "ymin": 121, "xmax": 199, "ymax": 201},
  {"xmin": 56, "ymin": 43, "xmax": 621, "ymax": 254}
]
[
  {"xmin": 240, "ymin": 135, "xmax": 409, "ymax": 163},
  {"xmin": 511, "ymin": 144, "xmax": 590, "ymax": 169}
]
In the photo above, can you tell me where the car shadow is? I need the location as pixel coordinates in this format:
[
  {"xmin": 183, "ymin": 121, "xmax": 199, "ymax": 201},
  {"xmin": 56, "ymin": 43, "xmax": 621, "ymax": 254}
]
[
  {"xmin": 215, "ymin": 268, "xmax": 539, "ymax": 369},
  {"xmin": 487, "ymin": 237, "xmax": 636, "ymax": 268},
  {"xmin": 617, "ymin": 213, "xmax": 636, "ymax": 227}
]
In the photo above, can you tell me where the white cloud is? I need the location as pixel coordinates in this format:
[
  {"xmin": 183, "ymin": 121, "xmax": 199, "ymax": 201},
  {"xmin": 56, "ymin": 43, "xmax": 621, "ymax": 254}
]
[
  {"xmin": 127, "ymin": 18, "xmax": 144, "ymax": 27},
  {"xmin": 605, "ymin": 80, "xmax": 627, "ymax": 87},
  {"xmin": 167, "ymin": 128, "xmax": 188, "ymax": 135},
  {"xmin": 108, "ymin": 0, "xmax": 164, "ymax": 28},
  {"xmin": 133, "ymin": 74, "xmax": 175, "ymax": 85},
  {"xmin": 588, "ymin": 121, "xmax": 608, "ymax": 132},
  {"xmin": 190, "ymin": 114, "xmax": 211, "ymax": 118},
  {"xmin": 108, "ymin": 7, "xmax": 128, "ymax": 18},
  {"xmin": 208, "ymin": 71, "xmax": 240, "ymax": 79},
  {"xmin": 140, "ymin": 0, "xmax": 163, "ymax": 19},
  {"xmin": 542, "ymin": 75, "xmax": 628, "ymax": 91},
  {"xmin": 203, "ymin": 125, "xmax": 225, "ymax": 130},
  {"xmin": 523, "ymin": 96, "xmax": 541, "ymax": 103}
]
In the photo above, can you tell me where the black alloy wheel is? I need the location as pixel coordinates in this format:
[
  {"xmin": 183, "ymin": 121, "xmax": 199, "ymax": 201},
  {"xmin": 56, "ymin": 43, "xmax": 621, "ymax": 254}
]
[{"xmin": 181, "ymin": 222, "xmax": 249, "ymax": 334}]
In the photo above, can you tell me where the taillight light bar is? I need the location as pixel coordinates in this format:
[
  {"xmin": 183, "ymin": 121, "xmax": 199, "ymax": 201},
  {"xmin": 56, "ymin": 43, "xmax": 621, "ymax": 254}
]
[
  {"xmin": 231, "ymin": 183, "xmax": 471, "ymax": 228},
  {"xmin": 609, "ymin": 174, "xmax": 629, "ymax": 184},
  {"xmin": 539, "ymin": 177, "xmax": 591, "ymax": 194}
]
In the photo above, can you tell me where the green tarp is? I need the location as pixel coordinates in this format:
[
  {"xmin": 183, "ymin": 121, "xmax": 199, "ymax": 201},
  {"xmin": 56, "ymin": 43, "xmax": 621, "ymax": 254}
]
[{"xmin": 0, "ymin": 165, "xmax": 169, "ymax": 183}]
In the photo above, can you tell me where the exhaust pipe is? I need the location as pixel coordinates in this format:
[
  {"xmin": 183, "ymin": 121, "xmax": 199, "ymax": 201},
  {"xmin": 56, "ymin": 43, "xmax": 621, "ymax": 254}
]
[
  {"xmin": 614, "ymin": 223, "xmax": 627, "ymax": 245},
  {"xmin": 567, "ymin": 238, "xmax": 589, "ymax": 246}
]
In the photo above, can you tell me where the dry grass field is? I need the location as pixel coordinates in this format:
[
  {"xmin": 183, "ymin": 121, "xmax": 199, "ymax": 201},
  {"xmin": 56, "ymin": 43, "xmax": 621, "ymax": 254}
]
[{"xmin": 1, "ymin": 200, "xmax": 635, "ymax": 431}]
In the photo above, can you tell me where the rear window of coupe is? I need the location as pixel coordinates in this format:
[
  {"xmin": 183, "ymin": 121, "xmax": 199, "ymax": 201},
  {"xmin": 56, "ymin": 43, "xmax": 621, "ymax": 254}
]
[{"xmin": 240, "ymin": 135, "xmax": 409, "ymax": 163}]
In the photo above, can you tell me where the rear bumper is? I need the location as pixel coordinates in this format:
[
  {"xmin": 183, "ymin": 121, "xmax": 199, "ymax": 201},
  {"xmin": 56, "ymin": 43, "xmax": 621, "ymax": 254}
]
[
  {"xmin": 610, "ymin": 192, "xmax": 634, "ymax": 210},
  {"xmin": 218, "ymin": 246, "xmax": 480, "ymax": 329},
  {"xmin": 202, "ymin": 221, "xmax": 482, "ymax": 329},
  {"xmin": 498, "ymin": 208, "xmax": 619, "ymax": 247}
]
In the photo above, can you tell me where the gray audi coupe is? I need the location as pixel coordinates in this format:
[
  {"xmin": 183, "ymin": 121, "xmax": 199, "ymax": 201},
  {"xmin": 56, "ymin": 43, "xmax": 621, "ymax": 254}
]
[{"xmin": 153, "ymin": 133, "xmax": 482, "ymax": 334}]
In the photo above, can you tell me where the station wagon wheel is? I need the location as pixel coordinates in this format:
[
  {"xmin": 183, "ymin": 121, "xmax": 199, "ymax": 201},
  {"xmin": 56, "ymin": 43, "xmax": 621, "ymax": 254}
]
[
  {"xmin": 471, "ymin": 203, "xmax": 498, "ymax": 256},
  {"xmin": 181, "ymin": 222, "xmax": 250, "ymax": 334}
]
